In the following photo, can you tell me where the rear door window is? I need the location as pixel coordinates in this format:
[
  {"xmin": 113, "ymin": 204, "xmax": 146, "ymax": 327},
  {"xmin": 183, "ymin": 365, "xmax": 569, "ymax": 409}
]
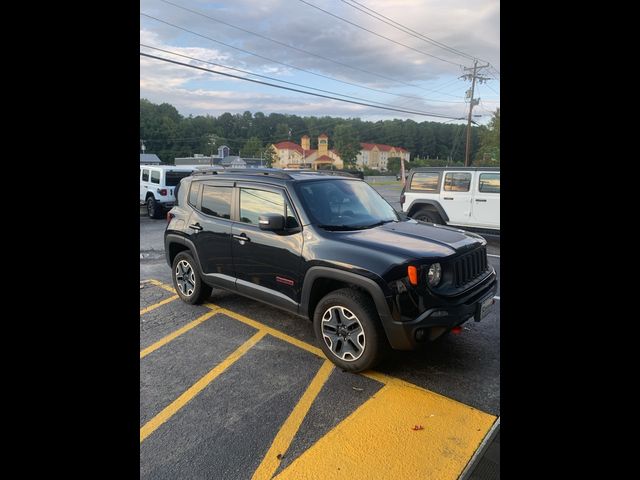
[
  {"xmin": 150, "ymin": 170, "xmax": 160, "ymax": 184},
  {"xmin": 142, "ymin": 169, "xmax": 149, "ymax": 182},
  {"xmin": 443, "ymin": 172, "xmax": 472, "ymax": 192},
  {"xmin": 201, "ymin": 185, "xmax": 232, "ymax": 219},
  {"xmin": 478, "ymin": 173, "xmax": 500, "ymax": 193}
]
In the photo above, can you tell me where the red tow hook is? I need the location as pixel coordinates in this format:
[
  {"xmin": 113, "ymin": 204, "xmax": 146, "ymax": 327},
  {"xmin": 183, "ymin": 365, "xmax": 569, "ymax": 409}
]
[{"xmin": 451, "ymin": 326, "xmax": 463, "ymax": 334}]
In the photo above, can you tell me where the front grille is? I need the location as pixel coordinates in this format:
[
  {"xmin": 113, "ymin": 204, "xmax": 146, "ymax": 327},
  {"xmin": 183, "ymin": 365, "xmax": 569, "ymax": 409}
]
[{"xmin": 452, "ymin": 246, "xmax": 488, "ymax": 288}]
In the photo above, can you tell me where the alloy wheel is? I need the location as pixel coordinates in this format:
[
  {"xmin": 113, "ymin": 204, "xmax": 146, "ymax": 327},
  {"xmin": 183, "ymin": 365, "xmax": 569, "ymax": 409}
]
[
  {"xmin": 321, "ymin": 306, "xmax": 366, "ymax": 361},
  {"xmin": 175, "ymin": 260, "xmax": 196, "ymax": 297}
]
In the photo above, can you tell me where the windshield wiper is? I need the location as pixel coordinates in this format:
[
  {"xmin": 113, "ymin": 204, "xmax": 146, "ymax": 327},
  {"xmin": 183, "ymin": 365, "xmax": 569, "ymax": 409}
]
[
  {"xmin": 316, "ymin": 224, "xmax": 361, "ymax": 231},
  {"xmin": 317, "ymin": 220, "xmax": 395, "ymax": 231}
]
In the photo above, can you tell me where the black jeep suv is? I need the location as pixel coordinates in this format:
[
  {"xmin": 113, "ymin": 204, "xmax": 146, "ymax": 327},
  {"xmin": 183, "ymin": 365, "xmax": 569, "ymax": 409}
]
[{"xmin": 165, "ymin": 169, "xmax": 497, "ymax": 372}]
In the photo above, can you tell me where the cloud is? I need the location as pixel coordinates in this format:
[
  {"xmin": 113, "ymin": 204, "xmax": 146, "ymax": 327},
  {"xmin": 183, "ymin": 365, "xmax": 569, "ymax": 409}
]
[{"xmin": 140, "ymin": 0, "xmax": 499, "ymax": 122}]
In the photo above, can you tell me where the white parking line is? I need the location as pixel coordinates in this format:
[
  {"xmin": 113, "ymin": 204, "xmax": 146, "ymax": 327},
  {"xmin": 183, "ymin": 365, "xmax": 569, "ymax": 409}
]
[
  {"xmin": 493, "ymin": 296, "xmax": 500, "ymax": 300},
  {"xmin": 487, "ymin": 254, "xmax": 500, "ymax": 258}
]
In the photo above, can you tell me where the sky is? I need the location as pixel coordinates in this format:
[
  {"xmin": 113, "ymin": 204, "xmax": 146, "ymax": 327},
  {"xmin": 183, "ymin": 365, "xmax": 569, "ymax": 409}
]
[{"xmin": 140, "ymin": 0, "xmax": 499, "ymax": 125}]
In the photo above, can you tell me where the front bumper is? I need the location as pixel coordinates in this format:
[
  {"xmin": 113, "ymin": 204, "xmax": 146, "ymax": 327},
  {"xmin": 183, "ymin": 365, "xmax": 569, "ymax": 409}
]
[{"xmin": 382, "ymin": 273, "xmax": 498, "ymax": 350}]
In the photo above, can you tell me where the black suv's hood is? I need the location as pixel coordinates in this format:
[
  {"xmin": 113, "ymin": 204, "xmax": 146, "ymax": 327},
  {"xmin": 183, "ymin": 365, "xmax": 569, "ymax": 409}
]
[{"xmin": 321, "ymin": 220, "xmax": 484, "ymax": 260}]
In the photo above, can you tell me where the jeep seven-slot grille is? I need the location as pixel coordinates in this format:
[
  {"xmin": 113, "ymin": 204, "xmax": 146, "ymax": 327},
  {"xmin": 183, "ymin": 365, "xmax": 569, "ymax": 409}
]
[{"xmin": 452, "ymin": 246, "xmax": 488, "ymax": 288}]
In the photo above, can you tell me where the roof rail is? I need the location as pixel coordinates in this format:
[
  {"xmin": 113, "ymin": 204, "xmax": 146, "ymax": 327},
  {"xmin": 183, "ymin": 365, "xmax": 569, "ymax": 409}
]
[{"xmin": 219, "ymin": 168, "xmax": 294, "ymax": 179}]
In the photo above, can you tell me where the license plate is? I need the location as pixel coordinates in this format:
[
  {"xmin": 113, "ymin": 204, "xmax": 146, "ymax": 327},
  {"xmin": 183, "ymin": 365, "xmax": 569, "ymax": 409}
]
[{"xmin": 477, "ymin": 295, "xmax": 495, "ymax": 321}]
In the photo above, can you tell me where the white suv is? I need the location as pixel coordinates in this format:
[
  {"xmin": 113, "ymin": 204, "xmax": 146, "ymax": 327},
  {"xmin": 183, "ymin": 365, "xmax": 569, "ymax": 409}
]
[
  {"xmin": 400, "ymin": 167, "xmax": 500, "ymax": 231},
  {"xmin": 140, "ymin": 165, "xmax": 197, "ymax": 218}
]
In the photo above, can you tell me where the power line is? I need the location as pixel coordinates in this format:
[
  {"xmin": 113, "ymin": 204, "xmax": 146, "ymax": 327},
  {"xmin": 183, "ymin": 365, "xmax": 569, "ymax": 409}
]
[
  {"xmin": 158, "ymin": 0, "xmax": 463, "ymax": 101},
  {"xmin": 341, "ymin": 0, "xmax": 473, "ymax": 62},
  {"xmin": 140, "ymin": 52, "xmax": 466, "ymax": 120},
  {"xmin": 296, "ymin": 0, "xmax": 465, "ymax": 68},
  {"xmin": 140, "ymin": 44, "xmax": 461, "ymax": 111},
  {"xmin": 342, "ymin": 0, "xmax": 501, "ymax": 76},
  {"xmin": 141, "ymin": 13, "xmax": 465, "ymax": 100}
]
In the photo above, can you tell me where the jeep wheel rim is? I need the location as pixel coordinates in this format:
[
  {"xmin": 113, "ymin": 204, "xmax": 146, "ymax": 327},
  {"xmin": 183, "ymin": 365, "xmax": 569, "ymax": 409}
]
[
  {"xmin": 175, "ymin": 260, "xmax": 196, "ymax": 297},
  {"xmin": 147, "ymin": 199, "xmax": 154, "ymax": 216},
  {"xmin": 321, "ymin": 306, "xmax": 366, "ymax": 361}
]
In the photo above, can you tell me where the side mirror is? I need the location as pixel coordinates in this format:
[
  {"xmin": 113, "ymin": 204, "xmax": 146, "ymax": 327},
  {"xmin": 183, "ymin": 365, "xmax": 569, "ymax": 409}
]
[{"xmin": 258, "ymin": 214, "xmax": 285, "ymax": 231}]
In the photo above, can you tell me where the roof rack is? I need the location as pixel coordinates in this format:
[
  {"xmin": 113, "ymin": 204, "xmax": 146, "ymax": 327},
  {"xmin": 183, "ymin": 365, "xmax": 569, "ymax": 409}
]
[
  {"xmin": 221, "ymin": 168, "xmax": 293, "ymax": 179},
  {"xmin": 293, "ymin": 170, "xmax": 358, "ymax": 178}
]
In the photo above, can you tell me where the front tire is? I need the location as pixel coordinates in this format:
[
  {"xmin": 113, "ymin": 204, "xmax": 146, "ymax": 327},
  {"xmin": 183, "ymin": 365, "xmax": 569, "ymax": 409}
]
[
  {"xmin": 171, "ymin": 251, "xmax": 212, "ymax": 304},
  {"xmin": 313, "ymin": 288, "xmax": 388, "ymax": 372}
]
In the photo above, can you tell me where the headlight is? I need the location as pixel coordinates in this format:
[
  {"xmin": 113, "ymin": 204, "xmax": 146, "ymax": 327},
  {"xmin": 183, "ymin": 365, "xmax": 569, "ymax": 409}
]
[{"xmin": 427, "ymin": 263, "xmax": 442, "ymax": 287}]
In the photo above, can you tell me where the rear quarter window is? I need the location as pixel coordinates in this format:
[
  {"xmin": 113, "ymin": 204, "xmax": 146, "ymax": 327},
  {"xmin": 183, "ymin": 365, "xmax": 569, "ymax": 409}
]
[{"xmin": 410, "ymin": 172, "xmax": 440, "ymax": 192}]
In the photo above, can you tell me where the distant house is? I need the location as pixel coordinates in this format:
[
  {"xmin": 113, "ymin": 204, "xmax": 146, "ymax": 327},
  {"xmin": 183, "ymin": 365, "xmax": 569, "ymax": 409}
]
[
  {"xmin": 270, "ymin": 134, "xmax": 410, "ymax": 171},
  {"xmin": 270, "ymin": 134, "xmax": 344, "ymax": 170},
  {"xmin": 140, "ymin": 153, "xmax": 161, "ymax": 164},
  {"xmin": 357, "ymin": 144, "xmax": 410, "ymax": 171}
]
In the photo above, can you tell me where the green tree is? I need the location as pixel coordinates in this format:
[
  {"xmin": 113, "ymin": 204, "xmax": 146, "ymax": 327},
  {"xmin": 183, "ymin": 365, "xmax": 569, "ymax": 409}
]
[
  {"xmin": 240, "ymin": 136, "xmax": 262, "ymax": 157},
  {"xmin": 475, "ymin": 108, "xmax": 500, "ymax": 166},
  {"xmin": 261, "ymin": 145, "xmax": 277, "ymax": 167},
  {"xmin": 387, "ymin": 157, "xmax": 402, "ymax": 174},
  {"xmin": 333, "ymin": 124, "xmax": 360, "ymax": 169}
]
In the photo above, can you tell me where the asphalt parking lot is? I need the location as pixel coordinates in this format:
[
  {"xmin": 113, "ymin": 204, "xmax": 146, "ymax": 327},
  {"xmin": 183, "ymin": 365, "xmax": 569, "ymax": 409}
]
[{"xmin": 140, "ymin": 184, "xmax": 500, "ymax": 479}]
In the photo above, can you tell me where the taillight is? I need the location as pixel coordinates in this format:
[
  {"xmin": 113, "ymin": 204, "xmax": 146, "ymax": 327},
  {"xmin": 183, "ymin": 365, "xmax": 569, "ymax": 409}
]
[
  {"xmin": 158, "ymin": 188, "xmax": 167, "ymax": 196},
  {"xmin": 167, "ymin": 212, "xmax": 174, "ymax": 223}
]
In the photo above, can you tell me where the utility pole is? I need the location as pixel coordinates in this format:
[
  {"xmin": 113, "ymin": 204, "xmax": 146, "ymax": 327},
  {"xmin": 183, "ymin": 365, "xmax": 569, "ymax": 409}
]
[{"xmin": 461, "ymin": 61, "xmax": 491, "ymax": 166}]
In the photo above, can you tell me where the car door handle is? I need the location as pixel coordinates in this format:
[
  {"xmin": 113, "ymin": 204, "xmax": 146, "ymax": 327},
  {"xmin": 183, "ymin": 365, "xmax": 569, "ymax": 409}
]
[
  {"xmin": 443, "ymin": 197, "xmax": 454, "ymax": 200},
  {"xmin": 233, "ymin": 234, "xmax": 251, "ymax": 243},
  {"xmin": 475, "ymin": 199, "xmax": 487, "ymax": 202},
  {"xmin": 188, "ymin": 223, "xmax": 203, "ymax": 231}
]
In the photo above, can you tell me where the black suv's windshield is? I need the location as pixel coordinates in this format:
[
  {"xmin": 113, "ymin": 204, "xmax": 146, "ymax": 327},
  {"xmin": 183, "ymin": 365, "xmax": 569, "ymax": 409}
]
[{"xmin": 294, "ymin": 179, "xmax": 399, "ymax": 230}]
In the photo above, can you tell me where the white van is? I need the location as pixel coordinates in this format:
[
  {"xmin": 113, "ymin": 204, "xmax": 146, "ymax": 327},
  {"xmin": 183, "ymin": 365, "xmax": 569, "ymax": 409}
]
[
  {"xmin": 140, "ymin": 165, "xmax": 198, "ymax": 218},
  {"xmin": 400, "ymin": 167, "xmax": 499, "ymax": 231}
]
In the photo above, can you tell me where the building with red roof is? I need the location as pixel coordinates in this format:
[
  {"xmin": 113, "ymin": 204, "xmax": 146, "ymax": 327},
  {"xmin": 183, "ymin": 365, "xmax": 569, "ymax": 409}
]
[{"xmin": 270, "ymin": 135, "xmax": 410, "ymax": 171}]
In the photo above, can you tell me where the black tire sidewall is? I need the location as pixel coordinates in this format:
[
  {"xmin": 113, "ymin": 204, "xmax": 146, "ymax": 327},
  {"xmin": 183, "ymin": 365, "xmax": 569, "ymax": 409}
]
[
  {"xmin": 147, "ymin": 197, "xmax": 162, "ymax": 219},
  {"xmin": 415, "ymin": 208, "xmax": 438, "ymax": 224},
  {"xmin": 313, "ymin": 288, "xmax": 387, "ymax": 372},
  {"xmin": 171, "ymin": 251, "xmax": 211, "ymax": 304}
]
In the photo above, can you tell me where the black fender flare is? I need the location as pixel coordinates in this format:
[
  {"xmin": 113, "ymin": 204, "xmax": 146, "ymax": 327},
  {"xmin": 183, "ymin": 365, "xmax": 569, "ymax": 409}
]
[
  {"xmin": 164, "ymin": 233, "xmax": 204, "ymax": 274},
  {"xmin": 299, "ymin": 265, "xmax": 395, "ymax": 328},
  {"xmin": 407, "ymin": 200, "xmax": 449, "ymax": 222}
]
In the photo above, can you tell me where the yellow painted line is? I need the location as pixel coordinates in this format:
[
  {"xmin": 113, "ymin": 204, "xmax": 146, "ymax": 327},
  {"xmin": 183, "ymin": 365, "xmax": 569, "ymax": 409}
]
[
  {"xmin": 140, "ymin": 330, "xmax": 266, "ymax": 443},
  {"xmin": 252, "ymin": 360, "xmax": 334, "ymax": 480},
  {"xmin": 140, "ymin": 307, "xmax": 221, "ymax": 359},
  {"xmin": 275, "ymin": 383, "xmax": 496, "ymax": 480},
  {"xmin": 139, "ymin": 294, "xmax": 179, "ymax": 315},
  {"xmin": 143, "ymin": 280, "xmax": 490, "ymax": 414},
  {"xmin": 147, "ymin": 279, "xmax": 177, "ymax": 294},
  {"xmin": 210, "ymin": 305, "xmax": 326, "ymax": 359}
]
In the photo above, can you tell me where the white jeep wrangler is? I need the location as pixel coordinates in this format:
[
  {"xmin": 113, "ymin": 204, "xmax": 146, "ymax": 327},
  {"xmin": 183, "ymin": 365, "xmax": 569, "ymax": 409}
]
[
  {"xmin": 400, "ymin": 167, "xmax": 500, "ymax": 231},
  {"xmin": 140, "ymin": 165, "xmax": 197, "ymax": 218}
]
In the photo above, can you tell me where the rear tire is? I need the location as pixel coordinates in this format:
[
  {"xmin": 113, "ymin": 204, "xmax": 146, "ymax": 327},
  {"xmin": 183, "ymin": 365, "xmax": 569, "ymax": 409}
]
[
  {"xmin": 147, "ymin": 196, "xmax": 163, "ymax": 219},
  {"xmin": 313, "ymin": 288, "xmax": 389, "ymax": 372},
  {"xmin": 413, "ymin": 207, "xmax": 441, "ymax": 224},
  {"xmin": 171, "ymin": 251, "xmax": 212, "ymax": 304}
]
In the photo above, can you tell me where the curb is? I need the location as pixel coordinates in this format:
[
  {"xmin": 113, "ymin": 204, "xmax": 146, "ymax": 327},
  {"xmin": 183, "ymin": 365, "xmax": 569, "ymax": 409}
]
[{"xmin": 458, "ymin": 416, "xmax": 500, "ymax": 480}]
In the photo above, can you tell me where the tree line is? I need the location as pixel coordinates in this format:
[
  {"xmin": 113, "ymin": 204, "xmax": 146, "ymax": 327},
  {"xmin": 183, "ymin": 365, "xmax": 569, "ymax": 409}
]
[{"xmin": 140, "ymin": 99, "xmax": 499, "ymax": 167}]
